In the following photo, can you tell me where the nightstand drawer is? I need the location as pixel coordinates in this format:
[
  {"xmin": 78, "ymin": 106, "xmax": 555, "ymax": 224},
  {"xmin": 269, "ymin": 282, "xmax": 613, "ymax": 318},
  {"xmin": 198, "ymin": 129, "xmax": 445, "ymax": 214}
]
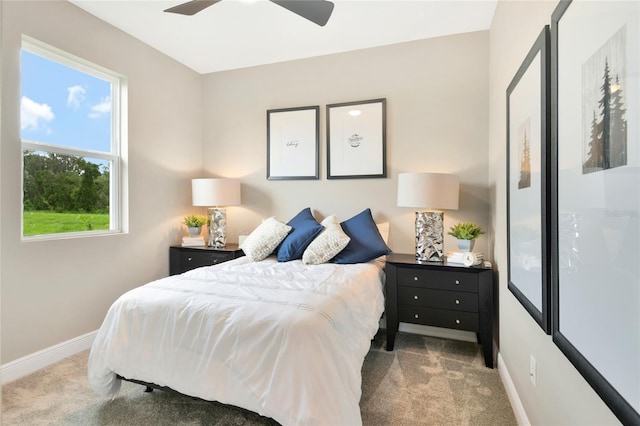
[
  {"xmin": 398, "ymin": 286, "xmax": 478, "ymax": 312},
  {"xmin": 399, "ymin": 305, "xmax": 479, "ymax": 332},
  {"xmin": 180, "ymin": 251, "xmax": 233, "ymax": 271},
  {"xmin": 397, "ymin": 269, "xmax": 478, "ymax": 293},
  {"xmin": 170, "ymin": 245, "xmax": 244, "ymax": 275}
]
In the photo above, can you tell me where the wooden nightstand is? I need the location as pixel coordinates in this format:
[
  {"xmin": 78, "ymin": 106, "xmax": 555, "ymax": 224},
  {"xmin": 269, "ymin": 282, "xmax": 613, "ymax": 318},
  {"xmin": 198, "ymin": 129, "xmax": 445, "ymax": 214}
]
[
  {"xmin": 169, "ymin": 244, "xmax": 244, "ymax": 275},
  {"xmin": 384, "ymin": 253, "xmax": 494, "ymax": 368}
]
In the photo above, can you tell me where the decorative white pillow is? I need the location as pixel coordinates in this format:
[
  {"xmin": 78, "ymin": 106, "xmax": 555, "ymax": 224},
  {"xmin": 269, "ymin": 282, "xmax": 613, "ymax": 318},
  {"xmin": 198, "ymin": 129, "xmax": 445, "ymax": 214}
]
[
  {"xmin": 302, "ymin": 215, "xmax": 351, "ymax": 265},
  {"xmin": 240, "ymin": 217, "xmax": 292, "ymax": 261}
]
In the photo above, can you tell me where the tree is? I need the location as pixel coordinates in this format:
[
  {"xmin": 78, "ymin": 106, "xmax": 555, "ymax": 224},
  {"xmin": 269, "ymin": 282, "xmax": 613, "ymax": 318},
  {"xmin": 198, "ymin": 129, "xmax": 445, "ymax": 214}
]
[
  {"xmin": 518, "ymin": 129, "xmax": 531, "ymax": 189},
  {"xmin": 609, "ymin": 75, "xmax": 627, "ymax": 168},
  {"xmin": 598, "ymin": 59, "xmax": 612, "ymax": 170},
  {"xmin": 583, "ymin": 110, "xmax": 603, "ymax": 173},
  {"xmin": 582, "ymin": 59, "xmax": 627, "ymax": 174},
  {"xmin": 22, "ymin": 151, "xmax": 109, "ymax": 213},
  {"xmin": 75, "ymin": 159, "xmax": 101, "ymax": 212}
]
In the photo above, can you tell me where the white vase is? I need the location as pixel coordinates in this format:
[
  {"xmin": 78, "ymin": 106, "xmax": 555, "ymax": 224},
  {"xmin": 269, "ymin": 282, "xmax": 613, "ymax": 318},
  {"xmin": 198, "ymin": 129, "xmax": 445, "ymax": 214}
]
[
  {"xmin": 187, "ymin": 226, "xmax": 201, "ymax": 237},
  {"xmin": 457, "ymin": 239, "xmax": 475, "ymax": 252}
]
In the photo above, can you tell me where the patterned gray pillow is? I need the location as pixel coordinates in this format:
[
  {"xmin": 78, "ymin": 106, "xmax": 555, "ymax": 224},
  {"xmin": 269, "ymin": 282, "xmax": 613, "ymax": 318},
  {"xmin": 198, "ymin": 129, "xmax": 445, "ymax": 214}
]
[
  {"xmin": 241, "ymin": 217, "xmax": 292, "ymax": 261},
  {"xmin": 302, "ymin": 215, "xmax": 350, "ymax": 265}
]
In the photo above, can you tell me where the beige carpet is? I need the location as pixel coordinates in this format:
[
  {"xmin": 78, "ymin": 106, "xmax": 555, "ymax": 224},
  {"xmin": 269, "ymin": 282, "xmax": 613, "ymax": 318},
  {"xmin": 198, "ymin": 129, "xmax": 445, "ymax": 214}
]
[{"xmin": 1, "ymin": 331, "xmax": 516, "ymax": 425}]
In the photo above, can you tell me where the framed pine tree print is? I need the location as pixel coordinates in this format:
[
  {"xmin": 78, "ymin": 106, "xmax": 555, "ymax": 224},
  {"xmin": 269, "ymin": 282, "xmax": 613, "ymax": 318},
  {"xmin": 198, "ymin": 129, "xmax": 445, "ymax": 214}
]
[
  {"xmin": 506, "ymin": 26, "xmax": 551, "ymax": 334},
  {"xmin": 551, "ymin": 1, "xmax": 639, "ymax": 424}
]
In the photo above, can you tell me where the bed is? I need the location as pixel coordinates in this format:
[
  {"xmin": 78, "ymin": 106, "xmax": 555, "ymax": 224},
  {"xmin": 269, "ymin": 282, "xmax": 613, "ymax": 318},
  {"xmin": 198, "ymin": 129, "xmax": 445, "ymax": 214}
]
[{"xmin": 88, "ymin": 208, "xmax": 389, "ymax": 426}]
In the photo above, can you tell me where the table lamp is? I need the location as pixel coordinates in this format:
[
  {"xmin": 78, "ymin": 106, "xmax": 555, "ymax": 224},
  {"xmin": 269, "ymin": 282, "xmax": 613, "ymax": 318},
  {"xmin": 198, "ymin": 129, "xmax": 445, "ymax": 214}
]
[
  {"xmin": 192, "ymin": 178, "xmax": 241, "ymax": 248},
  {"xmin": 397, "ymin": 172, "xmax": 459, "ymax": 262}
]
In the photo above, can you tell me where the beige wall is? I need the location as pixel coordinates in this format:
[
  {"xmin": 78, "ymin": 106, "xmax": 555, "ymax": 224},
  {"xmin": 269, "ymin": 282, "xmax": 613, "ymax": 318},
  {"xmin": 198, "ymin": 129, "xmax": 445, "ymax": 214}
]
[
  {"xmin": 0, "ymin": 1, "xmax": 203, "ymax": 363},
  {"xmin": 201, "ymin": 31, "xmax": 491, "ymax": 257},
  {"xmin": 489, "ymin": 1, "xmax": 619, "ymax": 424}
]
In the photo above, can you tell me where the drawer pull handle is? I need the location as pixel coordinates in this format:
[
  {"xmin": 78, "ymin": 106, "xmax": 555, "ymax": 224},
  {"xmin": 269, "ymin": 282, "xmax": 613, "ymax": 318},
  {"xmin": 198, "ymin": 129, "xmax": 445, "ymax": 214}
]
[
  {"xmin": 414, "ymin": 295, "xmax": 419, "ymax": 300},
  {"xmin": 187, "ymin": 257, "xmax": 193, "ymax": 261},
  {"xmin": 455, "ymin": 319, "xmax": 461, "ymax": 324},
  {"xmin": 413, "ymin": 276, "xmax": 419, "ymax": 281},
  {"xmin": 414, "ymin": 314, "xmax": 419, "ymax": 319},
  {"xmin": 455, "ymin": 299, "xmax": 460, "ymax": 305},
  {"xmin": 455, "ymin": 279, "xmax": 460, "ymax": 285}
]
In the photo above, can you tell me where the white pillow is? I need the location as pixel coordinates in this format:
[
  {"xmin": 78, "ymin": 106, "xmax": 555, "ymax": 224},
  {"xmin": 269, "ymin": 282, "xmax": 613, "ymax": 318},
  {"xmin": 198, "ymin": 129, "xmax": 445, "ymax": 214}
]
[
  {"xmin": 302, "ymin": 215, "xmax": 351, "ymax": 265},
  {"xmin": 240, "ymin": 217, "xmax": 292, "ymax": 262}
]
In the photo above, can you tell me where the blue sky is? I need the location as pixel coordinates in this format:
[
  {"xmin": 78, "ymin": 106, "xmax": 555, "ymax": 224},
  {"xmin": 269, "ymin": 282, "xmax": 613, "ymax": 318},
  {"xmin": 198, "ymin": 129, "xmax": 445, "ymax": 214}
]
[{"xmin": 20, "ymin": 50, "xmax": 112, "ymax": 153}]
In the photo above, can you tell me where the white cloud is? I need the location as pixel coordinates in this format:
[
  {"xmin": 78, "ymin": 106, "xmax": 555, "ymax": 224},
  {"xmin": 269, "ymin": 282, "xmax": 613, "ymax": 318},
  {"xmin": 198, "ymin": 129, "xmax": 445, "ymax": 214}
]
[
  {"xmin": 67, "ymin": 85, "xmax": 86, "ymax": 109},
  {"xmin": 88, "ymin": 96, "xmax": 111, "ymax": 118},
  {"xmin": 20, "ymin": 96, "xmax": 55, "ymax": 132}
]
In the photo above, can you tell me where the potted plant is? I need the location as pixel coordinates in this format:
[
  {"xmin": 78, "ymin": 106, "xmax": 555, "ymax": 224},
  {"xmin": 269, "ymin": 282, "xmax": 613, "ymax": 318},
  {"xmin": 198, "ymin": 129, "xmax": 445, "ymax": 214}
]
[
  {"xmin": 448, "ymin": 222, "xmax": 485, "ymax": 252},
  {"xmin": 182, "ymin": 214, "xmax": 207, "ymax": 237}
]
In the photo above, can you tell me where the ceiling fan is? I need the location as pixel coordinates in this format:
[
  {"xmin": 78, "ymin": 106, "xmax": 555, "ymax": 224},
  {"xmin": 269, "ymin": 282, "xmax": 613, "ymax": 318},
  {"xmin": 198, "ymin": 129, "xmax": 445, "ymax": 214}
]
[{"xmin": 164, "ymin": 0, "xmax": 335, "ymax": 27}]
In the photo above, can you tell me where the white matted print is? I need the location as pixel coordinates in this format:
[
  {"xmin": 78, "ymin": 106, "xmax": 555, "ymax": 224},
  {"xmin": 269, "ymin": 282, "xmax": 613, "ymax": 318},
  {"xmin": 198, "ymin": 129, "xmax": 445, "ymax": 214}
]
[
  {"xmin": 552, "ymin": 0, "xmax": 639, "ymax": 423},
  {"xmin": 507, "ymin": 26, "xmax": 550, "ymax": 333},
  {"xmin": 326, "ymin": 98, "xmax": 386, "ymax": 179},
  {"xmin": 267, "ymin": 106, "xmax": 319, "ymax": 180}
]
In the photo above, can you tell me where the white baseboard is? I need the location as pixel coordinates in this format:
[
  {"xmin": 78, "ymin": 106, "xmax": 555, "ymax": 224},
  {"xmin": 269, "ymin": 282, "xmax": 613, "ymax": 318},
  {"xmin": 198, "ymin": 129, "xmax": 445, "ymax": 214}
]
[
  {"xmin": 498, "ymin": 352, "xmax": 530, "ymax": 426},
  {"xmin": 1, "ymin": 330, "xmax": 97, "ymax": 385}
]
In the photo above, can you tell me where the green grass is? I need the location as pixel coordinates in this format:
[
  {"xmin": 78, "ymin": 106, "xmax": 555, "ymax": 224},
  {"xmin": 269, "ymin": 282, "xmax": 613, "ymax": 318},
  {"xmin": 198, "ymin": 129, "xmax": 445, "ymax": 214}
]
[{"xmin": 23, "ymin": 211, "xmax": 109, "ymax": 236}]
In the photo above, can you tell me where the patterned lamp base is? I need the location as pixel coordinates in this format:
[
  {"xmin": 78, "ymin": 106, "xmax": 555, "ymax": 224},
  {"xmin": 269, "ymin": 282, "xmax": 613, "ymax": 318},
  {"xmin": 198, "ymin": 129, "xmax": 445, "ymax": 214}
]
[
  {"xmin": 415, "ymin": 211, "xmax": 445, "ymax": 262},
  {"xmin": 207, "ymin": 207, "xmax": 227, "ymax": 248}
]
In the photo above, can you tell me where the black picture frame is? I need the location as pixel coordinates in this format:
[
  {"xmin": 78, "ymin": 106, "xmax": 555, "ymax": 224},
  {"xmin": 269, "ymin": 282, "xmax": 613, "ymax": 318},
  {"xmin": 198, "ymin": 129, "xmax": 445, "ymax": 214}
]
[
  {"xmin": 266, "ymin": 105, "xmax": 319, "ymax": 180},
  {"xmin": 551, "ymin": 1, "xmax": 640, "ymax": 424},
  {"xmin": 326, "ymin": 98, "xmax": 386, "ymax": 179},
  {"xmin": 506, "ymin": 26, "xmax": 551, "ymax": 334}
]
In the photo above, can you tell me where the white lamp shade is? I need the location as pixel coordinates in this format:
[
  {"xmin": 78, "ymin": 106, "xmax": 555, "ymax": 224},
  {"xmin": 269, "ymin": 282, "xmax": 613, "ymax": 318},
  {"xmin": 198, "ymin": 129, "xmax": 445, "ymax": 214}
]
[
  {"xmin": 397, "ymin": 172, "xmax": 459, "ymax": 210},
  {"xmin": 192, "ymin": 178, "xmax": 241, "ymax": 207}
]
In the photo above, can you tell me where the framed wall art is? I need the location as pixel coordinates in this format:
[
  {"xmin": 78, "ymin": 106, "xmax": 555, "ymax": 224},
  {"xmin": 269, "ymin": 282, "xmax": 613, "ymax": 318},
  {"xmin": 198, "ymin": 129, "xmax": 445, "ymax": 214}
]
[
  {"xmin": 551, "ymin": 1, "xmax": 639, "ymax": 423},
  {"xmin": 326, "ymin": 98, "xmax": 386, "ymax": 179},
  {"xmin": 506, "ymin": 26, "xmax": 551, "ymax": 334},
  {"xmin": 267, "ymin": 105, "xmax": 319, "ymax": 180}
]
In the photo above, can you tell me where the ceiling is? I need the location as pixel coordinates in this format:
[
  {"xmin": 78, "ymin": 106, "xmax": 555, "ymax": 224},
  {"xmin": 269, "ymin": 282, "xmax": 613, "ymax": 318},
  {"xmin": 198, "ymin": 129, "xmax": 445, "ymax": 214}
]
[{"xmin": 70, "ymin": 0, "xmax": 498, "ymax": 74}]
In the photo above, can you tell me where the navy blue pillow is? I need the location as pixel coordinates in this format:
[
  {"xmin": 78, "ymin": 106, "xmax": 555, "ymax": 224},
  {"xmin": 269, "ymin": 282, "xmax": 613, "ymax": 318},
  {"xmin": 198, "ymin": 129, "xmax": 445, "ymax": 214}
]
[
  {"xmin": 331, "ymin": 208, "xmax": 392, "ymax": 264},
  {"xmin": 276, "ymin": 208, "xmax": 324, "ymax": 262}
]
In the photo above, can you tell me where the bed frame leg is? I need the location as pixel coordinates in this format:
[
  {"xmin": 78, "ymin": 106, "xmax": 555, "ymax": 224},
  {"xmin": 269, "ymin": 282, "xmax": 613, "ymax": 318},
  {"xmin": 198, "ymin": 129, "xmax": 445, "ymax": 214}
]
[{"xmin": 144, "ymin": 386, "xmax": 154, "ymax": 393}]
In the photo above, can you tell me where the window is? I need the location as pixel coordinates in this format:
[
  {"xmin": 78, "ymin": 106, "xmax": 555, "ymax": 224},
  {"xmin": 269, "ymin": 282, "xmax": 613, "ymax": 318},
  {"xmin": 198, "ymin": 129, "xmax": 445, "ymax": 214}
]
[{"xmin": 20, "ymin": 36, "xmax": 127, "ymax": 239}]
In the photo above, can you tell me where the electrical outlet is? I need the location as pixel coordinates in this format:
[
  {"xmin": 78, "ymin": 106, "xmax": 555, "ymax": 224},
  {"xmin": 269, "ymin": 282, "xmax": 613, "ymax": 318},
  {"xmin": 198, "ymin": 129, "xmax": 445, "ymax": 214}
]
[{"xmin": 529, "ymin": 355, "xmax": 537, "ymax": 386}]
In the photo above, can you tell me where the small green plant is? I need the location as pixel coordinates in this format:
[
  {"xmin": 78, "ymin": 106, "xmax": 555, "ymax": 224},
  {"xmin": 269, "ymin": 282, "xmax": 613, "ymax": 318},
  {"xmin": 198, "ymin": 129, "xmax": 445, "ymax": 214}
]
[
  {"xmin": 182, "ymin": 214, "xmax": 207, "ymax": 227},
  {"xmin": 448, "ymin": 222, "xmax": 485, "ymax": 240}
]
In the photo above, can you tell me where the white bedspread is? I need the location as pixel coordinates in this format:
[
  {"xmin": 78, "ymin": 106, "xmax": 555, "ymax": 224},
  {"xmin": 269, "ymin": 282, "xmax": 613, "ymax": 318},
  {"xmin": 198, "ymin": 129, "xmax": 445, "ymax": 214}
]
[{"xmin": 88, "ymin": 256, "xmax": 385, "ymax": 426}]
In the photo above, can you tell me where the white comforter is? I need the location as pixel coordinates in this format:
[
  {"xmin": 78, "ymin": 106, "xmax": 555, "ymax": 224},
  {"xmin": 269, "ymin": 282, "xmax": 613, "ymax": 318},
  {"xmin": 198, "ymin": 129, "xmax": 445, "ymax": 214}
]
[{"xmin": 88, "ymin": 256, "xmax": 385, "ymax": 426}]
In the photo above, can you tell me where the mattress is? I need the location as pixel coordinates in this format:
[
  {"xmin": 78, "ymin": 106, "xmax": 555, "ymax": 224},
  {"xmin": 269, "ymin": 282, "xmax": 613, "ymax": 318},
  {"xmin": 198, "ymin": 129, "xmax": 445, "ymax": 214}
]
[{"xmin": 88, "ymin": 256, "xmax": 385, "ymax": 425}]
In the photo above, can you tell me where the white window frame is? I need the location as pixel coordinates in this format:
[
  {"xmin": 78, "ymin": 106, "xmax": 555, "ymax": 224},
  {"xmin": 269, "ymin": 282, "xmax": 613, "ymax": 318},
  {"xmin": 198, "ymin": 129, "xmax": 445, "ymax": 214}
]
[{"xmin": 21, "ymin": 35, "xmax": 128, "ymax": 240}]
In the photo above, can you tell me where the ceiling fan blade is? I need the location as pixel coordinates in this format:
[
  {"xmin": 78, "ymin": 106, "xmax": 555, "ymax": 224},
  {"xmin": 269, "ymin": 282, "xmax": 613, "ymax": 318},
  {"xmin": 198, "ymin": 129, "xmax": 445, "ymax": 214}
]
[
  {"xmin": 269, "ymin": 0, "xmax": 334, "ymax": 26},
  {"xmin": 164, "ymin": 0, "xmax": 222, "ymax": 16}
]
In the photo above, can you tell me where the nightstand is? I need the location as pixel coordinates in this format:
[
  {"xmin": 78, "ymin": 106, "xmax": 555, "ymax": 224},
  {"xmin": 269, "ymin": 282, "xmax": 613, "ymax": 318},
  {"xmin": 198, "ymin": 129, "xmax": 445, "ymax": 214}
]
[
  {"xmin": 169, "ymin": 244, "xmax": 244, "ymax": 275},
  {"xmin": 384, "ymin": 253, "xmax": 494, "ymax": 368}
]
